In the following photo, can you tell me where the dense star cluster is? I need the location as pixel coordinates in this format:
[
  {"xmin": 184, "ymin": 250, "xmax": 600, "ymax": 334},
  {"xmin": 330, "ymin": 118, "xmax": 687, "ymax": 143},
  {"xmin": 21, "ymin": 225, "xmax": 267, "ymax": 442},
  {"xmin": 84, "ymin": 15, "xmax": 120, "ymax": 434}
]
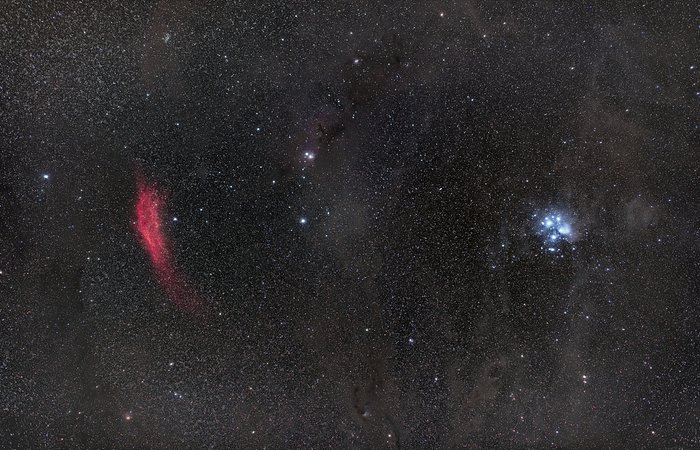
[
  {"xmin": 535, "ymin": 211, "xmax": 574, "ymax": 254},
  {"xmin": 1, "ymin": 1, "xmax": 698, "ymax": 448}
]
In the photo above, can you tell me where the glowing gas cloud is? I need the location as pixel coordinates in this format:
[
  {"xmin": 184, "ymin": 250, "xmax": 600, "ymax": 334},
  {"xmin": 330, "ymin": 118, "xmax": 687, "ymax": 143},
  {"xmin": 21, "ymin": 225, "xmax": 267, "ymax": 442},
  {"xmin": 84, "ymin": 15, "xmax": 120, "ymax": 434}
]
[{"xmin": 135, "ymin": 176, "xmax": 205, "ymax": 316}]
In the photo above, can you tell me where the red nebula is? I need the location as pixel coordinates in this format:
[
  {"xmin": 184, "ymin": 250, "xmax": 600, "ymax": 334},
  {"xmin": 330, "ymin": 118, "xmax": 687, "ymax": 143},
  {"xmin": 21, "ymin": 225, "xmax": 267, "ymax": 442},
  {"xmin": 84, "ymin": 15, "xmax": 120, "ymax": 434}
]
[{"xmin": 134, "ymin": 176, "xmax": 205, "ymax": 317}]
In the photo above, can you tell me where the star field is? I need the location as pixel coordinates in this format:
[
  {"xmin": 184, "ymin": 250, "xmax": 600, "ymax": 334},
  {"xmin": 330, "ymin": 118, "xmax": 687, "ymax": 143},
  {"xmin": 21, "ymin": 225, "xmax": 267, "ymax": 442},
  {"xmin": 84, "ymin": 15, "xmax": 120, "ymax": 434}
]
[{"xmin": 1, "ymin": 1, "xmax": 699, "ymax": 448}]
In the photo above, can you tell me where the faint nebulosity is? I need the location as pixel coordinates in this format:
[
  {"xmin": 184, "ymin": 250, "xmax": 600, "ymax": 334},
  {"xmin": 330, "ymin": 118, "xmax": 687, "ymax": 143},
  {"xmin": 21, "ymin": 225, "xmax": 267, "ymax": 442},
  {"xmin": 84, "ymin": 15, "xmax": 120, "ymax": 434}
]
[{"xmin": 1, "ymin": 1, "xmax": 698, "ymax": 448}]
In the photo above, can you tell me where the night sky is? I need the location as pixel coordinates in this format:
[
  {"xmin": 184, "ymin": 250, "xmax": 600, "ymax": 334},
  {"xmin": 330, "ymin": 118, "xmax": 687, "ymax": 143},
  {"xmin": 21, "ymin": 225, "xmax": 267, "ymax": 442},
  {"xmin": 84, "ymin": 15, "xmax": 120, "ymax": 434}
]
[{"xmin": 1, "ymin": 1, "xmax": 699, "ymax": 448}]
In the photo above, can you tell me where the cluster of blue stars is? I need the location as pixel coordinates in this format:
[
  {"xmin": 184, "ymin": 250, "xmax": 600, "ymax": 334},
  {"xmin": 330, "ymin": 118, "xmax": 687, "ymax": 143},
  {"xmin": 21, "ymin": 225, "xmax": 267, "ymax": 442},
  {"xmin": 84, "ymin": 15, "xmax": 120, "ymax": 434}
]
[{"xmin": 535, "ymin": 212, "xmax": 573, "ymax": 254}]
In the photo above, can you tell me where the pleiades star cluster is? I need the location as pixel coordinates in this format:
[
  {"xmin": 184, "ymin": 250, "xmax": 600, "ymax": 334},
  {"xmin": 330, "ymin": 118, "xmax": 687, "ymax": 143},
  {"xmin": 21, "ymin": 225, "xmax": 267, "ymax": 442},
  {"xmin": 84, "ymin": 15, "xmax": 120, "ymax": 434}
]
[{"xmin": 1, "ymin": 1, "xmax": 698, "ymax": 448}]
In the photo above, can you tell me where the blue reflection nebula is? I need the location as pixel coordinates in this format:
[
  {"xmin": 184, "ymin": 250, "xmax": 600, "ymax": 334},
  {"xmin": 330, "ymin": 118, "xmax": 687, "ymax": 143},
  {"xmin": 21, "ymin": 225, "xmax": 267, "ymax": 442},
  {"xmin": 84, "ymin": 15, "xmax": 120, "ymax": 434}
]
[{"xmin": 535, "ymin": 212, "xmax": 573, "ymax": 253}]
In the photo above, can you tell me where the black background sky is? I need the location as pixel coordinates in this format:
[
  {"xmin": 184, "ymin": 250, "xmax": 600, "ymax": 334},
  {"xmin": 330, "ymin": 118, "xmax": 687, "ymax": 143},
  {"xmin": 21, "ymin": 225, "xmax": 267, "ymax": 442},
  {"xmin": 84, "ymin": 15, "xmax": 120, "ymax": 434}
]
[{"xmin": 1, "ymin": 1, "xmax": 699, "ymax": 448}]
